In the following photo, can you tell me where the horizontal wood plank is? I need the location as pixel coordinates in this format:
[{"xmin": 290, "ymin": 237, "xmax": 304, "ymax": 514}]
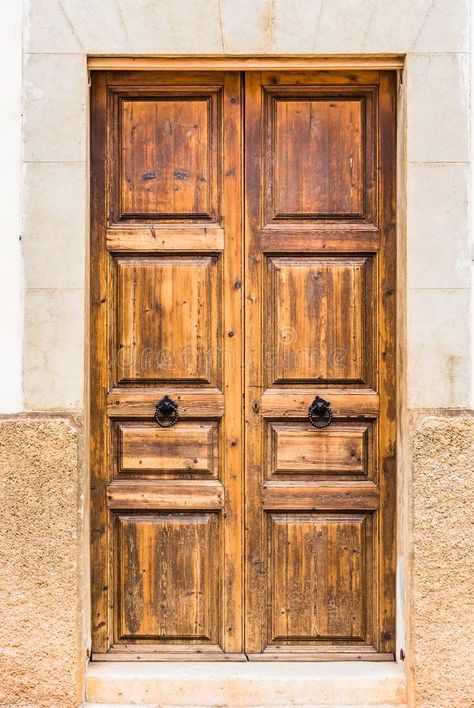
[
  {"xmin": 88, "ymin": 57, "xmax": 404, "ymax": 71},
  {"xmin": 107, "ymin": 389, "xmax": 225, "ymax": 418},
  {"xmin": 107, "ymin": 480, "xmax": 224, "ymax": 510},
  {"xmin": 262, "ymin": 482, "xmax": 380, "ymax": 510},
  {"xmin": 260, "ymin": 228, "xmax": 380, "ymax": 252},
  {"xmin": 260, "ymin": 390, "xmax": 379, "ymax": 418},
  {"xmin": 248, "ymin": 652, "xmax": 394, "ymax": 661},
  {"xmin": 95, "ymin": 651, "xmax": 247, "ymax": 661},
  {"xmin": 106, "ymin": 225, "xmax": 224, "ymax": 252},
  {"xmin": 107, "ymin": 642, "xmax": 230, "ymax": 654}
]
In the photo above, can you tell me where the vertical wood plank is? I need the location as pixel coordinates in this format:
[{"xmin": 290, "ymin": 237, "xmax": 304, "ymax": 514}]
[
  {"xmin": 377, "ymin": 71, "xmax": 397, "ymax": 654},
  {"xmin": 221, "ymin": 71, "xmax": 244, "ymax": 652},
  {"xmin": 90, "ymin": 71, "xmax": 110, "ymax": 652},
  {"xmin": 244, "ymin": 71, "xmax": 266, "ymax": 652}
]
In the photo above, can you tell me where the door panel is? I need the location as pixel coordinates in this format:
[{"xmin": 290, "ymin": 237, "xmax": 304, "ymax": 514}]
[
  {"xmin": 244, "ymin": 71, "xmax": 396, "ymax": 658},
  {"xmin": 115, "ymin": 512, "xmax": 220, "ymax": 642},
  {"xmin": 91, "ymin": 69, "xmax": 396, "ymax": 660},
  {"xmin": 267, "ymin": 420, "xmax": 374, "ymax": 480},
  {"xmin": 268, "ymin": 513, "xmax": 373, "ymax": 643},
  {"xmin": 273, "ymin": 99, "xmax": 364, "ymax": 217},
  {"xmin": 263, "ymin": 82, "xmax": 377, "ymax": 225},
  {"xmin": 115, "ymin": 254, "xmax": 221, "ymax": 384},
  {"xmin": 120, "ymin": 98, "xmax": 215, "ymax": 219},
  {"xmin": 117, "ymin": 421, "xmax": 219, "ymax": 477},
  {"xmin": 91, "ymin": 71, "xmax": 243, "ymax": 657},
  {"xmin": 265, "ymin": 255, "xmax": 375, "ymax": 386},
  {"xmin": 117, "ymin": 88, "xmax": 220, "ymax": 221}
]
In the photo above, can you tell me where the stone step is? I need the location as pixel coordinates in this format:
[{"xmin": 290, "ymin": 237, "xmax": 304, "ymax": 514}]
[{"xmin": 86, "ymin": 661, "xmax": 407, "ymax": 706}]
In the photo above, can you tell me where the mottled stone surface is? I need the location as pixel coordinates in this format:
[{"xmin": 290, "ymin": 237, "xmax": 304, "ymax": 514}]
[
  {"xmin": 0, "ymin": 417, "xmax": 84, "ymax": 707},
  {"xmin": 86, "ymin": 661, "xmax": 407, "ymax": 706},
  {"xmin": 410, "ymin": 415, "xmax": 474, "ymax": 707},
  {"xmin": 24, "ymin": 0, "xmax": 469, "ymax": 54}
]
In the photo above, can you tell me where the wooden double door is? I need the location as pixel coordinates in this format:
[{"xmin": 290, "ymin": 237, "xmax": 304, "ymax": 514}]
[{"xmin": 90, "ymin": 69, "xmax": 396, "ymax": 660}]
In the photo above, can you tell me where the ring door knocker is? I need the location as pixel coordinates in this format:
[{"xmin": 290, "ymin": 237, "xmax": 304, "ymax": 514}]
[
  {"xmin": 154, "ymin": 395, "xmax": 179, "ymax": 428},
  {"xmin": 308, "ymin": 395, "xmax": 333, "ymax": 430}
]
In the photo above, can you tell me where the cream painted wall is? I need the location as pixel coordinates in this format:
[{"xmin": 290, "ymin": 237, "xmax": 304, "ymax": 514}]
[{"xmin": 0, "ymin": 0, "xmax": 23, "ymax": 412}]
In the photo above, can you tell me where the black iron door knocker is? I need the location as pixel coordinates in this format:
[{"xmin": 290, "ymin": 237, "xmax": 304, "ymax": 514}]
[
  {"xmin": 308, "ymin": 396, "xmax": 332, "ymax": 429},
  {"xmin": 154, "ymin": 395, "xmax": 179, "ymax": 428}
]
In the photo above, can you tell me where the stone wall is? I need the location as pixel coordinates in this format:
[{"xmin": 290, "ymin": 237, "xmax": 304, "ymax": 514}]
[
  {"xmin": 408, "ymin": 415, "xmax": 474, "ymax": 707},
  {"xmin": 0, "ymin": 418, "xmax": 84, "ymax": 707}
]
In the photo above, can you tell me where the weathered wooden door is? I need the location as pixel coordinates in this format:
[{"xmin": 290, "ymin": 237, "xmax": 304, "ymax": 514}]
[
  {"xmin": 90, "ymin": 69, "xmax": 396, "ymax": 660},
  {"xmin": 243, "ymin": 71, "xmax": 396, "ymax": 659},
  {"xmin": 91, "ymin": 71, "xmax": 244, "ymax": 659}
]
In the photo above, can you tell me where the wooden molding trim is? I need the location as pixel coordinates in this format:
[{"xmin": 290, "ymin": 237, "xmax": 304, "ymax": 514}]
[{"xmin": 88, "ymin": 55, "xmax": 405, "ymax": 71}]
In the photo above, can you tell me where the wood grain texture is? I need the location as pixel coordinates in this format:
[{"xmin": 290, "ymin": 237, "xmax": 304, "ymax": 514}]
[
  {"xmin": 268, "ymin": 513, "xmax": 372, "ymax": 643},
  {"xmin": 90, "ymin": 71, "xmax": 110, "ymax": 653},
  {"xmin": 106, "ymin": 225, "xmax": 224, "ymax": 252},
  {"xmin": 265, "ymin": 256, "xmax": 375, "ymax": 386},
  {"xmin": 114, "ymin": 87, "xmax": 220, "ymax": 222},
  {"xmin": 268, "ymin": 421, "xmax": 372, "ymax": 479},
  {"xmin": 263, "ymin": 83, "xmax": 377, "ymax": 226},
  {"xmin": 115, "ymin": 255, "xmax": 221, "ymax": 384},
  {"xmin": 88, "ymin": 57, "xmax": 404, "ymax": 71},
  {"xmin": 121, "ymin": 98, "xmax": 211, "ymax": 217},
  {"xmin": 244, "ymin": 71, "xmax": 396, "ymax": 658},
  {"xmin": 274, "ymin": 99, "xmax": 363, "ymax": 217},
  {"xmin": 262, "ymin": 483, "xmax": 380, "ymax": 510},
  {"xmin": 260, "ymin": 390, "xmax": 379, "ymax": 418},
  {"xmin": 115, "ymin": 513, "xmax": 220, "ymax": 642},
  {"xmin": 107, "ymin": 480, "xmax": 224, "ymax": 510},
  {"xmin": 91, "ymin": 69, "xmax": 396, "ymax": 660},
  {"xmin": 91, "ymin": 71, "xmax": 243, "ymax": 657},
  {"xmin": 118, "ymin": 421, "xmax": 218, "ymax": 477},
  {"xmin": 107, "ymin": 388, "xmax": 225, "ymax": 419}
]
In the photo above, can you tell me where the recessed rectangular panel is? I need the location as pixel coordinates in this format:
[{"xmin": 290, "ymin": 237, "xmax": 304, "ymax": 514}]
[
  {"xmin": 115, "ymin": 255, "xmax": 220, "ymax": 384},
  {"xmin": 120, "ymin": 97, "xmax": 216, "ymax": 219},
  {"xmin": 266, "ymin": 256, "xmax": 373, "ymax": 385},
  {"xmin": 268, "ymin": 421, "xmax": 372, "ymax": 480},
  {"xmin": 116, "ymin": 513, "xmax": 219, "ymax": 642},
  {"xmin": 273, "ymin": 98, "xmax": 363, "ymax": 218},
  {"xmin": 268, "ymin": 513, "xmax": 371, "ymax": 644},
  {"xmin": 117, "ymin": 421, "xmax": 218, "ymax": 478}
]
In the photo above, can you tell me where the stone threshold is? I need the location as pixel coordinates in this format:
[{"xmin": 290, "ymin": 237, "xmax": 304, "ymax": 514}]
[{"xmin": 85, "ymin": 661, "xmax": 407, "ymax": 706}]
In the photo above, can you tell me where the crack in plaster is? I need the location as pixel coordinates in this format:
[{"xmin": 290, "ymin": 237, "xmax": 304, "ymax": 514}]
[{"xmin": 56, "ymin": 0, "xmax": 84, "ymax": 50}]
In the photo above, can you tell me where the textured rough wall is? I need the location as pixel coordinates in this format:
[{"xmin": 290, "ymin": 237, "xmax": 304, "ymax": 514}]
[
  {"xmin": 0, "ymin": 418, "xmax": 84, "ymax": 707},
  {"xmin": 410, "ymin": 415, "xmax": 474, "ymax": 707}
]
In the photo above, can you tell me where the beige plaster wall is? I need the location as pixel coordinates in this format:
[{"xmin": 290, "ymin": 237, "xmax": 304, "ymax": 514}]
[
  {"xmin": 0, "ymin": 417, "xmax": 84, "ymax": 707},
  {"xmin": 409, "ymin": 415, "xmax": 474, "ymax": 707},
  {"xmin": 5, "ymin": 0, "xmax": 471, "ymax": 706}
]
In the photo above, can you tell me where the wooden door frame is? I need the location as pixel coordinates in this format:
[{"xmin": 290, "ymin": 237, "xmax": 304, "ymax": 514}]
[
  {"xmin": 89, "ymin": 59, "xmax": 401, "ymax": 660},
  {"xmin": 88, "ymin": 56, "xmax": 404, "ymax": 72}
]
